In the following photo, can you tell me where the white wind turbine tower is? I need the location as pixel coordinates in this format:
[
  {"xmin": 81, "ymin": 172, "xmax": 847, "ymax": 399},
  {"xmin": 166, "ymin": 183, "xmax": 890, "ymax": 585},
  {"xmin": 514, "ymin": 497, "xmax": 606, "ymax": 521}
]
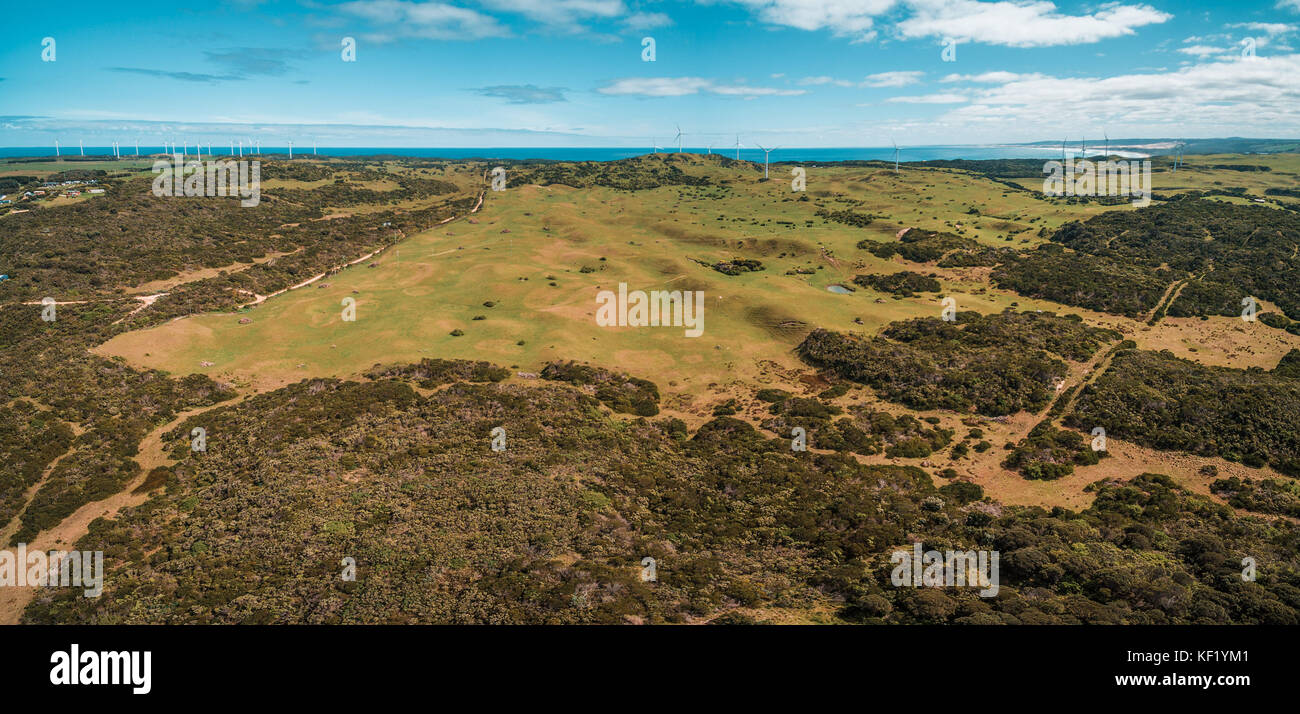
[
  {"xmin": 734, "ymin": 134, "xmax": 741, "ymax": 160},
  {"xmin": 754, "ymin": 144, "xmax": 778, "ymax": 179},
  {"xmin": 54, "ymin": 139, "xmax": 60, "ymax": 157},
  {"xmin": 706, "ymin": 144, "xmax": 713, "ymax": 155},
  {"xmin": 135, "ymin": 139, "xmax": 139, "ymax": 157},
  {"xmin": 79, "ymin": 139, "xmax": 84, "ymax": 156},
  {"xmin": 892, "ymin": 140, "xmax": 901, "ymax": 173},
  {"xmin": 288, "ymin": 140, "xmax": 293, "ymax": 159},
  {"xmin": 651, "ymin": 138, "xmax": 661, "ymax": 154},
  {"xmin": 674, "ymin": 124, "xmax": 683, "ymax": 153}
]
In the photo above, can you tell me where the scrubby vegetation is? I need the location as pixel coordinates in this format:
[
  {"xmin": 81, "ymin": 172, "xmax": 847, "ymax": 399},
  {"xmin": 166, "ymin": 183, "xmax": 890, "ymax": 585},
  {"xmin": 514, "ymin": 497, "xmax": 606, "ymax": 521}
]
[
  {"xmin": 1210, "ymin": 477, "xmax": 1300, "ymax": 518},
  {"xmin": 0, "ymin": 401, "xmax": 75, "ymax": 532},
  {"xmin": 999, "ymin": 199, "xmax": 1300, "ymax": 319},
  {"xmin": 798, "ymin": 311, "xmax": 1118, "ymax": 416},
  {"xmin": 710, "ymin": 258, "xmax": 764, "ymax": 276},
  {"xmin": 541, "ymin": 361, "xmax": 660, "ymax": 416},
  {"xmin": 1067, "ymin": 349, "xmax": 1300, "ymax": 476},
  {"xmin": 761, "ymin": 398, "xmax": 954, "ymax": 458},
  {"xmin": 992, "ymin": 245, "xmax": 1171, "ymax": 317},
  {"xmin": 816, "ymin": 208, "xmax": 873, "ymax": 228},
  {"xmin": 0, "ymin": 302, "xmax": 236, "ymax": 544},
  {"xmin": 510, "ymin": 155, "xmax": 712, "ymax": 190},
  {"xmin": 858, "ymin": 227, "xmax": 976, "ymax": 263},
  {"xmin": 1003, "ymin": 422, "xmax": 1105, "ymax": 480},
  {"xmin": 852, "ymin": 271, "xmax": 941, "ymax": 296},
  {"xmin": 366, "ymin": 358, "xmax": 510, "ymax": 388},
  {"xmin": 22, "ymin": 370, "xmax": 1300, "ymax": 624},
  {"xmin": 9, "ymin": 154, "xmax": 1300, "ymax": 626}
]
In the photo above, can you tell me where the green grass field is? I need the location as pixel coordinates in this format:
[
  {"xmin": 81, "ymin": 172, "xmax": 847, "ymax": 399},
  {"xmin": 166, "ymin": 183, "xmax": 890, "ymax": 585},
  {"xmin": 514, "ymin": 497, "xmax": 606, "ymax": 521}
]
[
  {"xmin": 98, "ymin": 156, "xmax": 1122, "ymax": 396},
  {"xmin": 92, "ymin": 152, "xmax": 1300, "ymax": 507}
]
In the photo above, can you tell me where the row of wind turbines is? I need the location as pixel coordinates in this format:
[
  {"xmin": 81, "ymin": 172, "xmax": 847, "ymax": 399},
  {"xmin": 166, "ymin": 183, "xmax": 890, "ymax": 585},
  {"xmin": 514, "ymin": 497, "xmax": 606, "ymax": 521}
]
[
  {"xmin": 51, "ymin": 138, "xmax": 323, "ymax": 159},
  {"xmin": 1057, "ymin": 134, "xmax": 1187, "ymax": 171},
  {"xmin": 651, "ymin": 126, "xmax": 904, "ymax": 178}
]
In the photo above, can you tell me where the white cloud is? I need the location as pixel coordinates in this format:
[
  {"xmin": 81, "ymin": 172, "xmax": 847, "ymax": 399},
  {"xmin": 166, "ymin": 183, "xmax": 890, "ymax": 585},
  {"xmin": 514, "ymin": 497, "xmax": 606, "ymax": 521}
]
[
  {"xmin": 1178, "ymin": 45, "xmax": 1224, "ymax": 57},
  {"xmin": 863, "ymin": 70, "xmax": 924, "ymax": 87},
  {"xmin": 724, "ymin": 0, "xmax": 895, "ymax": 40},
  {"xmin": 940, "ymin": 71, "xmax": 1045, "ymax": 83},
  {"xmin": 719, "ymin": 1, "xmax": 1171, "ymax": 47},
  {"xmin": 885, "ymin": 92, "xmax": 969, "ymax": 103},
  {"xmin": 337, "ymin": 0, "xmax": 509, "ymax": 40},
  {"xmin": 1230, "ymin": 22, "xmax": 1297, "ymax": 36},
  {"xmin": 897, "ymin": 0, "xmax": 1171, "ymax": 47},
  {"xmin": 798, "ymin": 75, "xmax": 856, "ymax": 87},
  {"xmin": 941, "ymin": 54, "xmax": 1300, "ymax": 135},
  {"xmin": 598, "ymin": 76, "xmax": 805, "ymax": 97},
  {"xmin": 623, "ymin": 11, "xmax": 673, "ymax": 30},
  {"xmin": 798, "ymin": 71, "xmax": 923, "ymax": 88},
  {"xmin": 1279, "ymin": 0, "xmax": 1300, "ymax": 13}
]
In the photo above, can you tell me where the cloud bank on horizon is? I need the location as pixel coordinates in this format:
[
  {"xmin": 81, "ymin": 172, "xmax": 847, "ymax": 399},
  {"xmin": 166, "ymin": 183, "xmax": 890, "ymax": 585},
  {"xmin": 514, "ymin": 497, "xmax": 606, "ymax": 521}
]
[{"xmin": 0, "ymin": 0, "xmax": 1297, "ymax": 147}]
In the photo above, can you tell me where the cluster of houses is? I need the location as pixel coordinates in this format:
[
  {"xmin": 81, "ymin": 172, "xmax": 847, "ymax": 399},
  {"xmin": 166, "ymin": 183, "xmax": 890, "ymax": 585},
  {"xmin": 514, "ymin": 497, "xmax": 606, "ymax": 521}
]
[{"xmin": 0, "ymin": 179, "xmax": 105, "ymax": 206}]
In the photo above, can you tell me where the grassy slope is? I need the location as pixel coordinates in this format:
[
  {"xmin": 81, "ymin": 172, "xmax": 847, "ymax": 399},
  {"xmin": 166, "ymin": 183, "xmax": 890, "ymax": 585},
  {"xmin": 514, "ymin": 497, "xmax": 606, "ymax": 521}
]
[{"xmin": 89, "ymin": 152, "xmax": 1300, "ymax": 510}]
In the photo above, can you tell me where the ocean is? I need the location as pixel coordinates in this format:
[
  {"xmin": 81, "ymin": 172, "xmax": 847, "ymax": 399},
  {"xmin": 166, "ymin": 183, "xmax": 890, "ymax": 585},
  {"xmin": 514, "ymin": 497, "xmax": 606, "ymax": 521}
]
[{"xmin": 0, "ymin": 145, "xmax": 1149, "ymax": 162}]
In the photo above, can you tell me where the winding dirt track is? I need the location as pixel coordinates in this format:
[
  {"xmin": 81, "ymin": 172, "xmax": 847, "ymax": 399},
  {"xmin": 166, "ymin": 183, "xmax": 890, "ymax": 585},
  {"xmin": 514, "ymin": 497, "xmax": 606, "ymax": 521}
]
[{"xmin": 0, "ymin": 188, "xmax": 487, "ymax": 624}]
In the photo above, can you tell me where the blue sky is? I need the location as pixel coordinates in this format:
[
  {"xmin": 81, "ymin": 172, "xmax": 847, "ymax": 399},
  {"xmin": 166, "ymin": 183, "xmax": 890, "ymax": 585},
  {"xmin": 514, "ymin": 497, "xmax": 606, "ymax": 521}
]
[{"xmin": 1, "ymin": 0, "xmax": 1298, "ymax": 147}]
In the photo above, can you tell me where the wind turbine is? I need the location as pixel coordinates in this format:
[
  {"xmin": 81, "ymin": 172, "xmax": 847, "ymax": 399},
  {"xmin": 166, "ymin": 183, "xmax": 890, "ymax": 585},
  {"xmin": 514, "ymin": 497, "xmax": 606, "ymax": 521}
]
[
  {"xmin": 892, "ymin": 140, "xmax": 901, "ymax": 173},
  {"xmin": 79, "ymin": 139, "xmax": 84, "ymax": 157},
  {"xmin": 755, "ymin": 144, "xmax": 778, "ymax": 179},
  {"xmin": 674, "ymin": 124, "xmax": 683, "ymax": 153},
  {"xmin": 651, "ymin": 139, "xmax": 661, "ymax": 154},
  {"xmin": 1104, "ymin": 131, "xmax": 1109, "ymax": 159},
  {"xmin": 54, "ymin": 140, "xmax": 59, "ymax": 157},
  {"xmin": 1061, "ymin": 136, "xmax": 1067, "ymax": 163},
  {"xmin": 134, "ymin": 140, "xmax": 139, "ymax": 157},
  {"xmin": 288, "ymin": 140, "xmax": 293, "ymax": 159},
  {"xmin": 706, "ymin": 144, "xmax": 713, "ymax": 155},
  {"xmin": 734, "ymin": 134, "xmax": 741, "ymax": 160}
]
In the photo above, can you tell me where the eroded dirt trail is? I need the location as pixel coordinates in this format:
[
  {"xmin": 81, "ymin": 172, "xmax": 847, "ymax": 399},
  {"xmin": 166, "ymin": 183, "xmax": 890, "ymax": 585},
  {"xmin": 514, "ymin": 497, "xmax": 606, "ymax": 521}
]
[{"xmin": 0, "ymin": 399, "xmax": 240, "ymax": 624}]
